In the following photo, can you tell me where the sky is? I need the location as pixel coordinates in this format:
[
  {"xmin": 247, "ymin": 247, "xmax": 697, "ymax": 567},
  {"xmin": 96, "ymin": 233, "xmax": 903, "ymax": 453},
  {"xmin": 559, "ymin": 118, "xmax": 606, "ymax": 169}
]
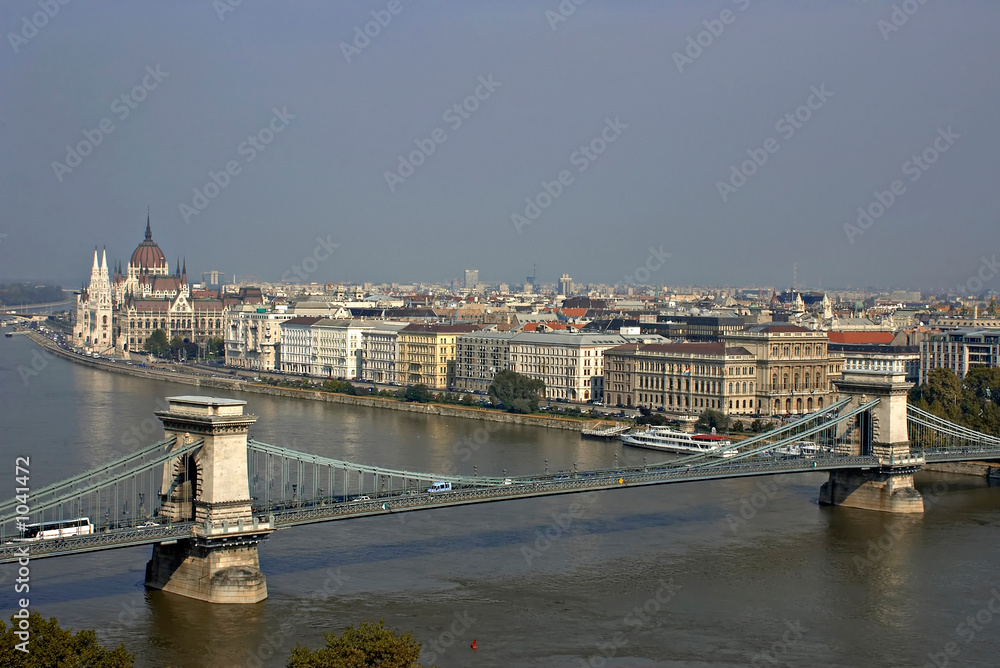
[{"xmin": 1, "ymin": 1, "xmax": 998, "ymax": 293}]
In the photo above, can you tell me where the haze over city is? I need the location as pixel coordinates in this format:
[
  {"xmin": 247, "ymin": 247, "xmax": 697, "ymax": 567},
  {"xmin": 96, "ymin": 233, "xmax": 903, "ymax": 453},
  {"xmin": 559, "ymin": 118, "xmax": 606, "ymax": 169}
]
[{"xmin": 2, "ymin": 1, "xmax": 998, "ymax": 291}]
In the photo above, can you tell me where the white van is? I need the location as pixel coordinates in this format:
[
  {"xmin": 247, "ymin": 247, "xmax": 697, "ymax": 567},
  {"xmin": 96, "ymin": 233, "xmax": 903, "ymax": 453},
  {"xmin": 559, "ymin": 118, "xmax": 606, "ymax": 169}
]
[{"xmin": 427, "ymin": 482, "xmax": 452, "ymax": 493}]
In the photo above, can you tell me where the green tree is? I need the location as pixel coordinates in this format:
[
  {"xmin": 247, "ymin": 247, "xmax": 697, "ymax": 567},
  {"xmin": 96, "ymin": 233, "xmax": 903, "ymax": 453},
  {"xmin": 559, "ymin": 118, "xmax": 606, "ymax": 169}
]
[
  {"xmin": 143, "ymin": 329, "xmax": 169, "ymax": 357},
  {"xmin": 488, "ymin": 370, "xmax": 545, "ymax": 414},
  {"xmin": 696, "ymin": 409, "xmax": 731, "ymax": 433},
  {"xmin": 287, "ymin": 619, "xmax": 432, "ymax": 668},
  {"xmin": 0, "ymin": 612, "xmax": 134, "ymax": 667},
  {"xmin": 909, "ymin": 367, "xmax": 963, "ymax": 422},
  {"xmin": 732, "ymin": 420, "xmax": 744, "ymax": 433},
  {"xmin": 323, "ymin": 379, "xmax": 358, "ymax": 395},
  {"xmin": 403, "ymin": 384, "xmax": 432, "ymax": 403}
]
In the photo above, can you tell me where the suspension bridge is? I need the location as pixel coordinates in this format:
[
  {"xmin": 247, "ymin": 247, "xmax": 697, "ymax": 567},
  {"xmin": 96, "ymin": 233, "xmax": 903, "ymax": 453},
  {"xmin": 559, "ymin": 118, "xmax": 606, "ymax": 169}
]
[{"xmin": 2, "ymin": 368, "xmax": 999, "ymax": 603}]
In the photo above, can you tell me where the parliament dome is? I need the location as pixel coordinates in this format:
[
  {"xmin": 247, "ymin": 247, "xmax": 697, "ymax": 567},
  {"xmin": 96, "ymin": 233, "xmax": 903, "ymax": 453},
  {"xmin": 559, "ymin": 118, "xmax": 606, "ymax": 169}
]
[{"xmin": 130, "ymin": 217, "xmax": 167, "ymax": 272}]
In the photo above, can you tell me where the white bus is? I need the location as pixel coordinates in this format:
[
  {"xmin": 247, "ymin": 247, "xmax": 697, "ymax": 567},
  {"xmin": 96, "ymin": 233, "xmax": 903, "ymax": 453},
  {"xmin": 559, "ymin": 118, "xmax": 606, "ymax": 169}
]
[
  {"xmin": 427, "ymin": 482, "xmax": 452, "ymax": 493},
  {"xmin": 19, "ymin": 517, "xmax": 93, "ymax": 541}
]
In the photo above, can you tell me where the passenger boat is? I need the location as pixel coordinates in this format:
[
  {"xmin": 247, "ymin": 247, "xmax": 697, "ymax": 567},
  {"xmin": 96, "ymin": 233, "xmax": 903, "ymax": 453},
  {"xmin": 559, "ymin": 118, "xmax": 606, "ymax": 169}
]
[{"xmin": 621, "ymin": 426, "xmax": 737, "ymax": 457}]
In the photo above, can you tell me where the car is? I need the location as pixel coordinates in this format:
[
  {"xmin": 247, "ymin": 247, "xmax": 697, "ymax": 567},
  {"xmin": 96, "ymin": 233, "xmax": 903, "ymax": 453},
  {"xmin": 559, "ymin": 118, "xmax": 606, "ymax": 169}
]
[
  {"xmin": 351, "ymin": 495, "xmax": 371, "ymax": 502},
  {"xmin": 137, "ymin": 522, "xmax": 160, "ymax": 529}
]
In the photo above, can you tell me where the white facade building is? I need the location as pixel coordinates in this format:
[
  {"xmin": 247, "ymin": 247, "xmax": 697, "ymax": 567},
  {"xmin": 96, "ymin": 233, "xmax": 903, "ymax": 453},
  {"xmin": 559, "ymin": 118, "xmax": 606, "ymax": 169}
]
[
  {"xmin": 455, "ymin": 330, "xmax": 665, "ymax": 401},
  {"xmin": 224, "ymin": 304, "xmax": 296, "ymax": 371},
  {"xmin": 360, "ymin": 321, "xmax": 409, "ymax": 384},
  {"xmin": 311, "ymin": 319, "xmax": 374, "ymax": 379}
]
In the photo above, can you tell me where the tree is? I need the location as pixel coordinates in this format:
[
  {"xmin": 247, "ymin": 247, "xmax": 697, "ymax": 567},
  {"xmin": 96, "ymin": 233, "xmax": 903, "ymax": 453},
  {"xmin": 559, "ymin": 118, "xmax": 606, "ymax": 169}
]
[
  {"xmin": 403, "ymin": 384, "xmax": 432, "ymax": 403},
  {"xmin": 143, "ymin": 329, "xmax": 169, "ymax": 357},
  {"xmin": 696, "ymin": 409, "xmax": 731, "ymax": 433},
  {"xmin": 287, "ymin": 619, "xmax": 433, "ymax": 668},
  {"xmin": 909, "ymin": 367, "xmax": 963, "ymax": 422},
  {"xmin": 488, "ymin": 370, "xmax": 545, "ymax": 414},
  {"xmin": 323, "ymin": 379, "xmax": 357, "ymax": 395},
  {"xmin": 732, "ymin": 420, "xmax": 744, "ymax": 433},
  {"xmin": 0, "ymin": 612, "xmax": 134, "ymax": 667}
]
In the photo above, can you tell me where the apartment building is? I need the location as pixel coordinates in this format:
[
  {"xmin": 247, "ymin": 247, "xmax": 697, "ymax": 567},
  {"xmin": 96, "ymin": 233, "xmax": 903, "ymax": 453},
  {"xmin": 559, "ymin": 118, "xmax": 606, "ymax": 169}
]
[
  {"xmin": 360, "ymin": 321, "xmax": 410, "ymax": 384},
  {"xmin": 397, "ymin": 323, "xmax": 481, "ymax": 388},
  {"xmin": 224, "ymin": 304, "xmax": 297, "ymax": 372},
  {"xmin": 920, "ymin": 329, "xmax": 1000, "ymax": 383}
]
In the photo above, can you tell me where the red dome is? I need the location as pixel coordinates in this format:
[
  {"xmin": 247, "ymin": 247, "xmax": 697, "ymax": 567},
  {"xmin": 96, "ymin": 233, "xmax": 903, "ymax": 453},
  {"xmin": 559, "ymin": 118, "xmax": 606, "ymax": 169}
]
[{"xmin": 130, "ymin": 217, "xmax": 167, "ymax": 271}]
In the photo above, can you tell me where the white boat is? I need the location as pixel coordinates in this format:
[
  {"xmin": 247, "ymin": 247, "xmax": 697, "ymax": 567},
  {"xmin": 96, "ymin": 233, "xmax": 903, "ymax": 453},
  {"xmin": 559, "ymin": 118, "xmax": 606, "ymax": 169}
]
[
  {"xmin": 772, "ymin": 441, "xmax": 829, "ymax": 457},
  {"xmin": 621, "ymin": 426, "xmax": 737, "ymax": 457}
]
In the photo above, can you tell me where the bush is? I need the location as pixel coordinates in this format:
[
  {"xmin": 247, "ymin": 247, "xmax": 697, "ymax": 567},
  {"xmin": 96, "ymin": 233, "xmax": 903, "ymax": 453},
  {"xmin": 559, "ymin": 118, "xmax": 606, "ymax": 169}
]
[
  {"xmin": 287, "ymin": 619, "xmax": 431, "ymax": 668},
  {"xmin": 0, "ymin": 612, "xmax": 134, "ymax": 667}
]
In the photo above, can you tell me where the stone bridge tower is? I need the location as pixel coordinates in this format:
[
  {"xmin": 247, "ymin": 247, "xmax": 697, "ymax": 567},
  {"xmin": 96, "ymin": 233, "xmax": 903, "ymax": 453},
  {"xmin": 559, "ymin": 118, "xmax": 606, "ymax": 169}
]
[
  {"xmin": 819, "ymin": 369, "xmax": 924, "ymax": 514},
  {"xmin": 145, "ymin": 396, "xmax": 272, "ymax": 603}
]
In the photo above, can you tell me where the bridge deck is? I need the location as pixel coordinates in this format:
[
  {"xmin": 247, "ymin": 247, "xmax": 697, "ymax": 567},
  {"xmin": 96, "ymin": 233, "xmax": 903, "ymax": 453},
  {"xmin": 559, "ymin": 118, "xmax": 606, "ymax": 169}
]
[{"xmin": 0, "ymin": 455, "xmax": 879, "ymax": 562}]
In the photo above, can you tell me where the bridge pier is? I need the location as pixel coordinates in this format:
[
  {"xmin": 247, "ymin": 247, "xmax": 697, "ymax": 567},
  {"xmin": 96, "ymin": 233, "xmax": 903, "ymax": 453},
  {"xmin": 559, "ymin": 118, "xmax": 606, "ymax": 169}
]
[
  {"xmin": 145, "ymin": 396, "xmax": 272, "ymax": 604},
  {"xmin": 819, "ymin": 469, "xmax": 924, "ymax": 514},
  {"xmin": 818, "ymin": 369, "xmax": 925, "ymax": 514}
]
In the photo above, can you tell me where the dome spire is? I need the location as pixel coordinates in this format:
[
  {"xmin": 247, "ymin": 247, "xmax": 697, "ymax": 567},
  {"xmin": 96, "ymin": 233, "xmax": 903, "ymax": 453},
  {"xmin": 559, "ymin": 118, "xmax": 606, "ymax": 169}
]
[{"xmin": 145, "ymin": 209, "xmax": 152, "ymax": 241}]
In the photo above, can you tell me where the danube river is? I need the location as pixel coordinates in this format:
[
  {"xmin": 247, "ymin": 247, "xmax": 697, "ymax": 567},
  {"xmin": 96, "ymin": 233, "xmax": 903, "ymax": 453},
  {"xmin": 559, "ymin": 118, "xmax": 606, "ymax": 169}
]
[{"xmin": 2, "ymin": 333, "xmax": 1000, "ymax": 667}]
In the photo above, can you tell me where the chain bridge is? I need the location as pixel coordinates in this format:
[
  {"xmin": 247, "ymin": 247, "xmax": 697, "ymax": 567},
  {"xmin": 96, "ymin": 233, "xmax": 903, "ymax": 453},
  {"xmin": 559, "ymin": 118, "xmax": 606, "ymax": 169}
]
[{"xmin": 3, "ymin": 368, "xmax": 999, "ymax": 603}]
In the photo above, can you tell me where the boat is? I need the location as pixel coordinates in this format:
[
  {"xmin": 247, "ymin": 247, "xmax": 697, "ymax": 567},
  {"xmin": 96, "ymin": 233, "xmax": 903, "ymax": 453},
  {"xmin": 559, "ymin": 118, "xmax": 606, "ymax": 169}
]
[
  {"xmin": 621, "ymin": 426, "xmax": 737, "ymax": 457},
  {"xmin": 772, "ymin": 441, "xmax": 829, "ymax": 457}
]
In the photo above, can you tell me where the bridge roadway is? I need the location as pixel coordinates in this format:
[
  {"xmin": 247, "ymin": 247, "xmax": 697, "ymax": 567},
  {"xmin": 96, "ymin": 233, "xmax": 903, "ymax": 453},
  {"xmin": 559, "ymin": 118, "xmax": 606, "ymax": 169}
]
[{"xmin": 0, "ymin": 454, "xmax": 882, "ymax": 563}]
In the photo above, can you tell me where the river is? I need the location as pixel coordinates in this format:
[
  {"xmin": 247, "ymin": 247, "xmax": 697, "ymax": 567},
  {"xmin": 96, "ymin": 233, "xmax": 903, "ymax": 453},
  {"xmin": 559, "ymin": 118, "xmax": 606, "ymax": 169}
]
[{"xmin": 2, "ymin": 332, "xmax": 999, "ymax": 667}]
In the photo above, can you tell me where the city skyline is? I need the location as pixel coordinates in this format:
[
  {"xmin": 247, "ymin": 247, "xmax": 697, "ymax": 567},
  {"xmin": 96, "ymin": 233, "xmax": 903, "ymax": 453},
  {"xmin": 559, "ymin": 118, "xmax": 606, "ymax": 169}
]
[{"xmin": 4, "ymin": 3, "xmax": 999, "ymax": 292}]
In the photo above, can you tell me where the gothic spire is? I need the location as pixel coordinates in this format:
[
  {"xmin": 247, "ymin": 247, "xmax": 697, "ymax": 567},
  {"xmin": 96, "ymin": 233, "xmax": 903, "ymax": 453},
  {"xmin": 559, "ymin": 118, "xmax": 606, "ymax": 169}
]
[{"xmin": 145, "ymin": 209, "xmax": 152, "ymax": 240}]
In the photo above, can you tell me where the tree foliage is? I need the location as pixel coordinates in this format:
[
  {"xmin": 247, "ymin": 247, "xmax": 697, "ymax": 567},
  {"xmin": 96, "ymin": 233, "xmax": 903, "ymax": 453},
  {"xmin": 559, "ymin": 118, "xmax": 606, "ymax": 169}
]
[
  {"xmin": 143, "ymin": 329, "xmax": 169, "ymax": 357},
  {"xmin": 910, "ymin": 366, "xmax": 1000, "ymax": 435},
  {"xmin": 323, "ymin": 379, "xmax": 358, "ymax": 395},
  {"xmin": 696, "ymin": 409, "xmax": 731, "ymax": 433},
  {"xmin": 0, "ymin": 612, "xmax": 134, "ymax": 667},
  {"xmin": 0, "ymin": 283, "xmax": 65, "ymax": 307},
  {"xmin": 287, "ymin": 619, "xmax": 432, "ymax": 668},
  {"xmin": 488, "ymin": 370, "xmax": 545, "ymax": 414},
  {"xmin": 403, "ymin": 384, "xmax": 432, "ymax": 403}
]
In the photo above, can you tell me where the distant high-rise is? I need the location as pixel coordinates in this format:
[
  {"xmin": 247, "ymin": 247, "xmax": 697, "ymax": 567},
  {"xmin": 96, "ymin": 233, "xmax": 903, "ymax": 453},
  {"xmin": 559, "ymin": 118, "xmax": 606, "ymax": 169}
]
[
  {"xmin": 201, "ymin": 270, "xmax": 222, "ymax": 287},
  {"xmin": 560, "ymin": 273, "xmax": 574, "ymax": 296},
  {"xmin": 464, "ymin": 269, "xmax": 479, "ymax": 289}
]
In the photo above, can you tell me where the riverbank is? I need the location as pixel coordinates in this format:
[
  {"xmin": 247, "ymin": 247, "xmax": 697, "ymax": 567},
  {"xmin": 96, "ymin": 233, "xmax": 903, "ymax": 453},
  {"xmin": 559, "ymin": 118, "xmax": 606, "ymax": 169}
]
[{"xmin": 21, "ymin": 330, "xmax": 597, "ymax": 431}]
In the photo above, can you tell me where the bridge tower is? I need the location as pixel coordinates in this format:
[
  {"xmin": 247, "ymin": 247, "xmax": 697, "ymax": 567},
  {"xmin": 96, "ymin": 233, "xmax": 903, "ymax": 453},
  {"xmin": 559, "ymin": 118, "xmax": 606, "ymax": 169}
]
[
  {"xmin": 819, "ymin": 369, "xmax": 925, "ymax": 514},
  {"xmin": 145, "ymin": 396, "xmax": 273, "ymax": 603}
]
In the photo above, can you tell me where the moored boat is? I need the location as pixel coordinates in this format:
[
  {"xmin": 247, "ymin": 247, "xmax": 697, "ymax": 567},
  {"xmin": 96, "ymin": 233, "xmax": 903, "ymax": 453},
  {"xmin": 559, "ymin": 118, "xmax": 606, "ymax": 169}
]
[{"xmin": 621, "ymin": 426, "xmax": 737, "ymax": 457}]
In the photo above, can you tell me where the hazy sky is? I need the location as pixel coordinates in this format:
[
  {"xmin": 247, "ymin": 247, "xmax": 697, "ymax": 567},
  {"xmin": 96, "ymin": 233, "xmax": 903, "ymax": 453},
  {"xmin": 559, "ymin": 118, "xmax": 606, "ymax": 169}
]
[{"xmin": 2, "ymin": 1, "xmax": 998, "ymax": 292}]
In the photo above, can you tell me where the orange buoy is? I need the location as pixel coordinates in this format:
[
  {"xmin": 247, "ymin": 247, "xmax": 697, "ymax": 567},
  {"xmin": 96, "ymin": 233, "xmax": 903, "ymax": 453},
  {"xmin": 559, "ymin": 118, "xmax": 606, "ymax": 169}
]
[{"xmin": 471, "ymin": 639, "xmax": 477, "ymax": 650}]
